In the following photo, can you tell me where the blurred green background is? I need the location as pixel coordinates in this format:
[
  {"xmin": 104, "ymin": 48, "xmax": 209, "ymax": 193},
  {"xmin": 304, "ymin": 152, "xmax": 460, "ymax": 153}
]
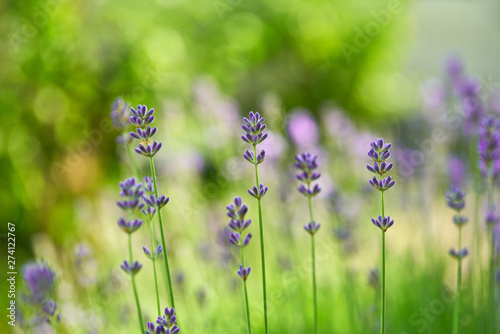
[{"xmin": 1, "ymin": 0, "xmax": 500, "ymax": 333}]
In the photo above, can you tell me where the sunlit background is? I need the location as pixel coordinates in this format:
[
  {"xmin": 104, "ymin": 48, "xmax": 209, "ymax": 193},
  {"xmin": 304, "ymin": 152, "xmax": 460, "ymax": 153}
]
[{"xmin": 1, "ymin": 0, "xmax": 500, "ymax": 333}]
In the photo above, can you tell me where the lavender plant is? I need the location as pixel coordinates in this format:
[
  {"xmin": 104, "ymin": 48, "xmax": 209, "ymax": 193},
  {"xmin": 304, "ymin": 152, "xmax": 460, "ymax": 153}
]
[
  {"xmin": 478, "ymin": 116, "xmax": 500, "ymax": 332},
  {"xmin": 227, "ymin": 197, "xmax": 253, "ymax": 333},
  {"xmin": 22, "ymin": 262, "xmax": 61, "ymax": 330},
  {"xmin": 295, "ymin": 152, "xmax": 321, "ymax": 334},
  {"xmin": 446, "ymin": 185, "xmax": 469, "ymax": 334},
  {"xmin": 143, "ymin": 176, "xmax": 164, "ymax": 316},
  {"xmin": 129, "ymin": 104, "xmax": 176, "ymax": 310},
  {"xmin": 117, "ymin": 177, "xmax": 145, "ymax": 333},
  {"xmin": 242, "ymin": 111, "xmax": 269, "ymax": 333},
  {"xmin": 111, "ymin": 97, "xmax": 139, "ymax": 176},
  {"xmin": 367, "ymin": 138, "xmax": 396, "ymax": 334},
  {"xmin": 145, "ymin": 307, "xmax": 180, "ymax": 334}
]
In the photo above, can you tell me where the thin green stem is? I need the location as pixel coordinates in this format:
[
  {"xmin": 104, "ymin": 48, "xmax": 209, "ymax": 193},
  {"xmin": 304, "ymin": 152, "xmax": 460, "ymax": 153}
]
[
  {"xmin": 149, "ymin": 157, "xmax": 175, "ymax": 309},
  {"xmin": 380, "ymin": 190, "xmax": 386, "ymax": 334},
  {"xmin": 253, "ymin": 144, "xmax": 268, "ymax": 334},
  {"xmin": 128, "ymin": 233, "xmax": 145, "ymax": 333},
  {"xmin": 487, "ymin": 172, "xmax": 496, "ymax": 333},
  {"xmin": 453, "ymin": 224, "xmax": 463, "ymax": 334},
  {"xmin": 241, "ymin": 248, "xmax": 252, "ymax": 334},
  {"xmin": 150, "ymin": 217, "xmax": 161, "ymax": 316},
  {"xmin": 307, "ymin": 189, "xmax": 318, "ymax": 334}
]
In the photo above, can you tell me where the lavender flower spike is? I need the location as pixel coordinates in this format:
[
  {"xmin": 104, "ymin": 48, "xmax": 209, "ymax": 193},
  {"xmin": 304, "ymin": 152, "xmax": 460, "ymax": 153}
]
[
  {"xmin": 446, "ymin": 185, "xmax": 466, "ymax": 211},
  {"xmin": 238, "ymin": 265, "xmax": 252, "ymax": 281},
  {"xmin": 145, "ymin": 307, "xmax": 180, "ymax": 334},
  {"xmin": 129, "ymin": 104, "xmax": 162, "ymax": 157},
  {"xmin": 23, "ymin": 261, "xmax": 56, "ymax": 304}
]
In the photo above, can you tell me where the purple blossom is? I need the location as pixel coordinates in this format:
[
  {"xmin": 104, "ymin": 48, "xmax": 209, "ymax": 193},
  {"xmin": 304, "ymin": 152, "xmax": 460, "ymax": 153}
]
[
  {"xmin": 143, "ymin": 245, "xmax": 163, "ymax": 260},
  {"xmin": 117, "ymin": 178, "xmax": 145, "ymax": 211},
  {"xmin": 367, "ymin": 138, "xmax": 396, "ymax": 192},
  {"xmin": 120, "ymin": 260, "xmax": 142, "ymax": 276},
  {"xmin": 226, "ymin": 197, "xmax": 252, "ymax": 249},
  {"xmin": 241, "ymin": 111, "xmax": 268, "ymax": 145},
  {"xmin": 371, "ymin": 215, "xmax": 394, "ymax": 232},
  {"xmin": 129, "ymin": 104, "xmax": 162, "ymax": 157},
  {"xmin": 304, "ymin": 221, "xmax": 320, "ymax": 235},
  {"xmin": 449, "ymin": 248, "xmax": 469, "ymax": 259},
  {"xmin": 449, "ymin": 156, "xmax": 467, "ymax": 188},
  {"xmin": 248, "ymin": 184, "xmax": 269, "ymax": 199},
  {"xmin": 145, "ymin": 307, "xmax": 180, "ymax": 334},
  {"xmin": 458, "ymin": 78, "xmax": 485, "ymax": 134},
  {"xmin": 295, "ymin": 152, "xmax": 321, "ymax": 197},
  {"xmin": 446, "ymin": 185, "xmax": 466, "ymax": 211},
  {"xmin": 478, "ymin": 116, "xmax": 500, "ymax": 179},
  {"xmin": 111, "ymin": 97, "xmax": 131, "ymax": 130},
  {"xmin": 143, "ymin": 194, "xmax": 170, "ymax": 210},
  {"xmin": 42, "ymin": 299, "xmax": 57, "ymax": 316},
  {"xmin": 23, "ymin": 262, "xmax": 56, "ymax": 304},
  {"xmin": 486, "ymin": 207, "xmax": 500, "ymax": 226},
  {"xmin": 237, "ymin": 264, "xmax": 252, "ymax": 281},
  {"xmin": 117, "ymin": 218, "xmax": 143, "ymax": 234}
]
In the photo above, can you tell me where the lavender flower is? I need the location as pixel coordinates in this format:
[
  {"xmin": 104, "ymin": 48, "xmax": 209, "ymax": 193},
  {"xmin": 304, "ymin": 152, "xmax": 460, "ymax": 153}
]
[
  {"xmin": 449, "ymin": 248, "xmax": 469, "ymax": 259},
  {"xmin": 247, "ymin": 184, "xmax": 269, "ymax": 199},
  {"xmin": 145, "ymin": 307, "xmax": 180, "ymax": 334},
  {"xmin": 42, "ymin": 299, "xmax": 57, "ymax": 316},
  {"xmin": 304, "ymin": 221, "xmax": 320, "ymax": 235},
  {"xmin": 117, "ymin": 178, "xmax": 145, "ymax": 211},
  {"xmin": 117, "ymin": 218, "xmax": 143, "ymax": 234},
  {"xmin": 129, "ymin": 105, "xmax": 162, "ymax": 157},
  {"xmin": 238, "ymin": 265, "xmax": 252, "ymax": 281},
  {"xmin": 458, "ymin": 77, "xmax": 485, "ymax": 134},
  {"xmin": 111, "ymin": 97, "xmax": 132, "ymax": 144},
  {"xmin": 486, "ymin": 208, "xmax": 500, "ymax": 225},
  {"xmin": 241, "ymin": 111, "xmax": 268, "ymax": 145},
  {"xmin": 478, "ymin": 116, "xmax": 500, "ymax": 180},
  {"xmin": 371, "ymin": 215, "xmax": 395, "ymax": 232},
  {"xmin": 143, "ymin": 245, "xmax": 163, "ymax": 260},
  {"xmin": 23, "ymin": 262, "xmax": 56, "ymax": 304},
  {"xmin": 120, "ymin": 260, "xmax": 142, "ymax": 276},
  {"xmin": 446, "ymin": 185, "xmax": 466, "ymax": 211}
]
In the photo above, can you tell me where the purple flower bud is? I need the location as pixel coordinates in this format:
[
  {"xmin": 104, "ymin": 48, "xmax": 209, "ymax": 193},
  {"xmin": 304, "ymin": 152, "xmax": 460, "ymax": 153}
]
[
  {"xmin": 371, "ymin": 215, "xmax": 395, "ymax": 232},
  {"xmin": 143, "ymin": 246, "xmax": 152, "ymax": 259},
  {"xmin": 449, "ymin": 248, "xmax": 469, "ymax": 260},
  {"xmin": 304, "ymin": 221, "xmax": 321, "ymax": 235},
  {"xmin": 446, "ymin": 185, "xmax": 466, "ymax": 211},
  {"xmin": 453, "ymin": 215, "xmax": 468, "ymax": 226},
  {"xmin": 117, "ymin": 218, "xmax": 143, "ymax": 234},
  {"xmin": 23, "ymin": 261, "xmax": 56, "ymax": 304},
  {"xmin": 120, "ymin": 260, "xmax": 142, "ymax": 276},
  {"xmin": 237, "ymin": 264, "xmax": 251, "ymax": 281},
  {"xmin": 42, "ymin": 299, "xmax": 58, "ymax": 316},
  {"xmin": 243, "ymin": 233, "xmax": 252, "ymax": 246},
  {"xmin": 248, "ymin": 183, "xmax": 269, "ymax": 199},
  {"xmin": 241, "ymin": 111, "xmax": 268, "ymax": 145}
]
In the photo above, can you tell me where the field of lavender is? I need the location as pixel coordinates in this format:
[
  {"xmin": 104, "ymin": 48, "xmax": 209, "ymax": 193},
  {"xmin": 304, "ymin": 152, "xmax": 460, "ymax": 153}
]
[{"xmin": 3, "ymin": 1, "xmax": 500, "ymax": 334}]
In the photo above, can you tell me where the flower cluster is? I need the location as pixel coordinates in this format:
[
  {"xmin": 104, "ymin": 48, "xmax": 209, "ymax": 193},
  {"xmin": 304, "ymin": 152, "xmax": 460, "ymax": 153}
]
[
  {"xmin": 120, "ymin": 260, "xmax": 142, "ymax": 276},
  {"xmin": 226, "ymin": 197, "xmax": 252, "ymax": 280},
  {"xmin": 478, "ymin": 116, "xmax": 500, "ymax": 180},
  {"xmin": 247, "ymin": 184, "xmax": 269, "ymax": 199},
  {"xmin": 446, "ymin": 185, "xmax": 466, "ymax": 212},
  {"xmin": 22, "ymin": 262, "xmax": 60, "ymax": 325},
  {"xmin": 146, "ymin": 307, "xmax": 180, "ymax": 334},
  {"xmin": 129, "ymin": 104, "xmax": 162, "ymax": 157},
  {"xmin": 110, "ymin": 97, "xmax": 131, "ymax": 144},
  {"xmin": 367, "ymin": 138, "xmax": 396, "ymax": 232},
  {"xmin": 143, "ymin": 245, "xmax": 163, "ymax": 260},
  {"xmin": 295, "ymin": 152, "xmax": 321, "ymax": 197},
  {"xmin": 446, "ymin": 185, "xmax": 469, "ymax": 260},
  {"xmin": 367, "ymin": 139, "xmax": 395, "ymax": 192},
  {"xmin": 241, "ymin": 111, "xmax": 268, "ymax": 145}
]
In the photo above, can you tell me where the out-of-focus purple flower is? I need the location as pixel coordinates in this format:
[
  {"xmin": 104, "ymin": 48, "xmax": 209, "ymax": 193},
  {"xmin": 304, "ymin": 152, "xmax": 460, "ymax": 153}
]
[
  {"xmin": 449, "ymin": 156, "xmax": 467, "ymax": 188},
  {"xmin": 304, "ymin": 221, "xmax": 320, "ymax": 235},
  {"xmin": 445, "ymin": 55, "xmax": 463, "ymax": 83},
  {"xmin": 111, "ymin": 97, "xmax": 132, "ymax": 144},
  {"xmin": 42, "ymin": 299, "xmax": 57, "ymax": 316},
  {"xmin": 367, "ymin": 138, "xmax": 396, "ymax": 193},
  {"xmin": 143, "ymin": 194, "xmax": 170, "ymax": 210},
  {"xmin": 120, "ymin": 260, "xmax": 142, "ymax": 276},
  {"xmin": 129, "ymin": 104, "xmax": 162, "ymax": 157},
  {"xmin": 23, "ymin": 262, "xmax": 56, "ymax": 304},
  {"xmin": 259, "ymin": 131, "xmax": 286, "ymax": 161},
  {"xmin": 422, "ymin": 79, "xmax": 446, "ymax": 111},
  {"xmin": 237, "ymin": 264, "xmax": 251, "ymax": 281},
  {"xmin": 117, "ymin": 218, "xmax": 143, "ymax": 234},
  {"xmin": 487, "ymin": 208, "xmax": 500, "ymax": 226},
  {"xmin": 458, "ymin": 77, "xmax": 485, "ymax": 135},
  {"xmin": 446, "ymin": 185, "xmax": 466, "ymax": 211},
  {"xmin": 478, "ymin": 116, "xmax": 500, "ymax": 180},
  {"xmin": 449, "ymin": 248, "xmax": 469, "ymax": 259},
  {"xmin": 371, "ymin": 215, "xmax": 394, "ymax": 232},
  {"xmin": 453, "ymin": 216, "xmax": 469, "ymax": 226},
  {"xmin": 368, "ymin": 268, "xmax": 379, "ymax": 289},
  {"xmin": 287, "ymin": 109, "xmax": 319, "ymax": 148},
  {"xmin": 241, "ymin": 111, "xmax": 268, "ymax": 145},
  {"xmin": 117, "ymin": 178, "xmax": 145, "ymax": 211}
]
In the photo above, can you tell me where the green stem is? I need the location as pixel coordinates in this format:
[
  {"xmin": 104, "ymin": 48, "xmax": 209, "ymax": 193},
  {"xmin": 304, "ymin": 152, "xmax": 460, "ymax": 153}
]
[
  {"xmin": 380, "ymin": 190, "xmax": 386, "ymax": 334},
  {"xmin": 149, "ymin": 157, "xmax": 175, "ymax": 309},
  {"xmin": 487, "ymin": 173, "xmax": 496, "ymax": 333},
  {"xmin": 253, "ymin": 144, "xmax": 268, "ymax": 334},
  {"xmin": 453, "ymin": 224, "xmax": 463, "ymax": 334},
  {"xmin": 128, "ymin": 234, "xmax": 145, "ymax": 333},
  {"xmin": 241, "ymin": 248, "xmax": 252, "ymax": 334},
  {"xmin": 150, "ymin": 217, "xmax": 161, "ymax": 316},
  {"xmin": 307, "ymin": 189, "xmax": 318, "ymax": 334}
]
